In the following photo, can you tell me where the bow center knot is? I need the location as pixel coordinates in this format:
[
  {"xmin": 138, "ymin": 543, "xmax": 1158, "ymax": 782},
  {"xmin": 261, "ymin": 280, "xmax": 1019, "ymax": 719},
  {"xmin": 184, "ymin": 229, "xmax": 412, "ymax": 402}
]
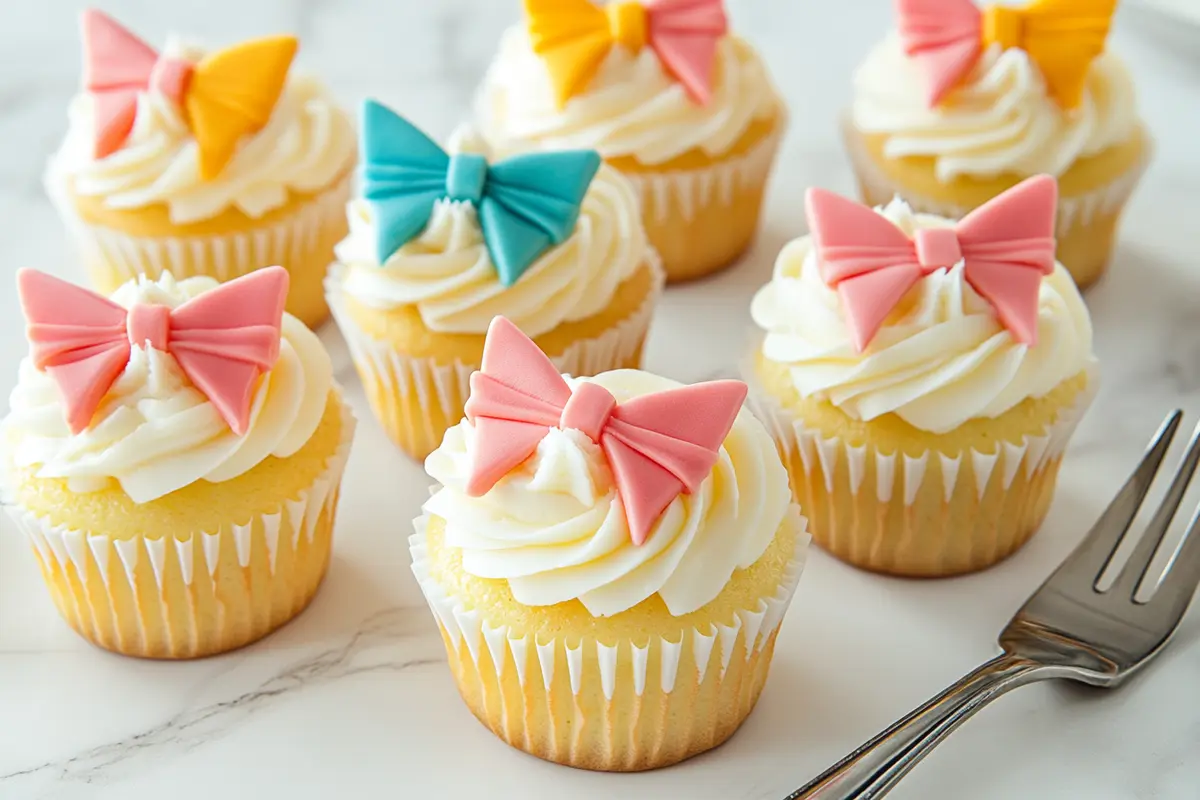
[
  {"xmin": 913, "ymin": 228, "xmax": 963, "ymax": 272},
  {"xmin": 607, "ymin": 2, "xmax": 648, "ymax": 53},
  {"xmin": 445, "ymin": 153, "xmax": 489, "ymax": 205},
  {"xmin": 982, "ymin": 6, "xmax": 1024, "ymax": 51},
  {"xmin": 127, "ymin": 303, "xmax": 171, "ymax": 351},
  {"xmin": 149, "ymin": 56, "xmax": 195, "ymax": 106},
  {"xmin": 559, "ymin": 381, "xmax": 617, "ymax": 444}
]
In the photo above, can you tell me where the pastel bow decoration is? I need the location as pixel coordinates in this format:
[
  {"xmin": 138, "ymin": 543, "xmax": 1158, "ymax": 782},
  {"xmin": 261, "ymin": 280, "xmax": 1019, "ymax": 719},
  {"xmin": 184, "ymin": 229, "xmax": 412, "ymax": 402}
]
[
  {"xmin": 524, "ymin": 0, "xmax": 728, "ymax": 108},
  {"xmin": 360, "ymin": 100, "xmax": 601, "ymax": 286},
  {"xmin": 807, "ymin": 175, "xmax": 1058, "ymax": 352},
  {"xmin": 464, "ymin": 317, "xmax": 747, "ymax": 546},
  {"xmin": 895, "ymin": 0, "xmax": 1116, "ymax": 108},
  {"xmin": 81, "ymin": 8, "xmax": 298, "ymax": 179},
  {"xmin": 17, "ymin": 267, "xmax": 289, "ymax": 436}
]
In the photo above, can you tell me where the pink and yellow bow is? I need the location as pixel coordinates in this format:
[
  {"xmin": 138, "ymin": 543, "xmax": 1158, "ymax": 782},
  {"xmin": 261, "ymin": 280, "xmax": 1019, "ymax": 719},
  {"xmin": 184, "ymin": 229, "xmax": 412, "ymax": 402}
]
[
  {"xmin": 524, "ymin": 0, "xmax": 728, "ymax": 108},
  {"xmin": 895, "ymin": 0, "xmax": 1117, "ymax": 108},
  {"xmin": 17, "ymin": 267, "xmax": 289, "ymax": 436},
  {"xmin": 81, "ymin": 9, "xmax": 297, "ymax": 179},
  {"xmin": 464, "ymin": 317, "xmax": 746, "ymax": 545},
  {"xmin": 807, "ymin": 175, "xmax": 1058, "ymax": 352}
]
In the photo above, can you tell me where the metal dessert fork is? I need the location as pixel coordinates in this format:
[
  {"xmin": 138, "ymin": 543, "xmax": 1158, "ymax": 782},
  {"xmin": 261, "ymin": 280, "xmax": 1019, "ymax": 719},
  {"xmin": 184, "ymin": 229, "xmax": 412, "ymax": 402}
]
[{"xmin": 786, "ymin": 410, "xmax": 1200, "ymax": 800}]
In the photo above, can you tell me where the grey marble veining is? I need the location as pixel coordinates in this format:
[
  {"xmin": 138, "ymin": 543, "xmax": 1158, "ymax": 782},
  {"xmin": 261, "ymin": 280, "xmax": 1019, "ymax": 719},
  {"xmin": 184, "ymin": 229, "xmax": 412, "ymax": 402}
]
[{"xmin": 1, "ymin": 2, "xmax": 1199, "ymax": 799}]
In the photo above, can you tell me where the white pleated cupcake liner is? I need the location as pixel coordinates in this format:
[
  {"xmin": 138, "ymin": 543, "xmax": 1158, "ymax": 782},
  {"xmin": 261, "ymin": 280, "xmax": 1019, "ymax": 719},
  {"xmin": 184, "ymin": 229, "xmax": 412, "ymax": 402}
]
[
  {"xmin": 841, "ymin": 119, "xmax": 1152, "ymax": 237},
  {"xmin": 408, "ymin": 510, "xmax": 809, "ymax": 701},
  {"xmin": 45, "ymin": 170, "xmax": 353, "ymax": 286},
  {"xmin": 324, "ymin": 254, "xmax": 665, "ymax": 436}
]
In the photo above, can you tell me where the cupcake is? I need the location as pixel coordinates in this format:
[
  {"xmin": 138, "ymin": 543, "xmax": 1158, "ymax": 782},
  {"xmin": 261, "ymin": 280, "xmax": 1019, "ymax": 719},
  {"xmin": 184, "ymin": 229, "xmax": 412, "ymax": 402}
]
[
  {"xmin": 749, "ymin": 176, "xmax": 1096, "ymax": 577},
  {"xmin": 475, "ymin": 0, "xmax": 786, "ymax": 283},
  {"xmin": 2, "ymin": 267, "xmax": 354, "ymax": 658},
  {"xmin": 46, "ymin": 9, "xmax": 356, "ymax": 328},
  {"xmin": 326, "ymin": 100, "xmax": 662, "ymax": 461},
  {"xmin": 410, "ymin": 317, "xmax": 808, "ymax": 770},
  {"xmin": 844, "ymin": 0, "xmax": 1149, "ymax": 289}
]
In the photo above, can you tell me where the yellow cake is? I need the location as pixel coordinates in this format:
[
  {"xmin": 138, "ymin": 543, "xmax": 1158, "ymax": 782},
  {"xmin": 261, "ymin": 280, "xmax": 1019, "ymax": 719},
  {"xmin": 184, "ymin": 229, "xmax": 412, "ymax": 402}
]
[
  {"xmin": 3, "ymin": 269, "xmax": 354, "ymax": 658},
  {"xmin": 748, "ymin": 187, "xmax": 1096, "ymax": 577},
  {"xmin": 476, "ymin": 5, "xmax": 786, "ymax": 283},
  {"xmin": 410, "ymin": 320, "xmax": 807, "ymax": 770},
  {"xmin": 844, "ymin": 3, "xmax": 1149, "ymax": 289},
  {"xmin": 46, "ymin": 11, "xmax": 356, "ymax": 327}
]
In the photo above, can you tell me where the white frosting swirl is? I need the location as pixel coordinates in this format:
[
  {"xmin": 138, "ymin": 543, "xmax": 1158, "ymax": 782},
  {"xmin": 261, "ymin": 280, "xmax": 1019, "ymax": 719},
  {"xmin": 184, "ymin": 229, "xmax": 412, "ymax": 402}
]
[
  {"xmin": 478, "ymin": 28, "xmax": 779, "ymax": 165},
  {"xmin": 851, "ymin": 35, "xmax": 1138, "ymax": 181},
  {"xmin": 51, "ymin": 39, "xmax": 356, "ymax": 224},
  {"xmin": 4, "ymin": 273, "xmax": 334, "ymax": 503},
  {"xmin": 750, "ymin": 200, "xmax": 1094, "ymax": 433},
  {"xmin": 335, "ymin": 157, "xmax": 648, "ymax": 338},
  {"xmin": 423, "ymin": 370, "xmax": 794, "ymax": 618}
]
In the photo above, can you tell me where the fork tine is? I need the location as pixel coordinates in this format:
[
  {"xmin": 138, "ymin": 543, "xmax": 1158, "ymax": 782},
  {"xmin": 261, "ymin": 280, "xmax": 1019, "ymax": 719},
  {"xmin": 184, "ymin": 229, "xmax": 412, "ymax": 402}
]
[
  {"xmin": 1064, "ymin": 411, "xmax": 1183, "ymax": 583},
  {"xmin": 1109, "ymin": 421, "xmax": 1200, "ymax": 597},
  {"xmin": 1142, "ymin": 498, "xmax": 1200, "ymax": 619}
]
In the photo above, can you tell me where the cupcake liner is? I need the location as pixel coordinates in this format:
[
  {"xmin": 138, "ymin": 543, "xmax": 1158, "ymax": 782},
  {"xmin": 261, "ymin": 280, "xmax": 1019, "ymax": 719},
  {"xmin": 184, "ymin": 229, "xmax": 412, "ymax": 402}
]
[
  {"xmin": 4, "ymin": 401, "xmax": 356, "ymax": 659},
  {"xmin": 46, "ymin": 171, "xmax": 353, "ymax": 327},
  {"xmin": 408, "ymin": 510, "xmax": 808, "ymax": 771},
  {"xmin": 325, "ymin": 255, "xmax": 664, "ymax": 460},
  {"xmin": 747, "ymin": 363, "xmax": 1098, "ymax": 576}
]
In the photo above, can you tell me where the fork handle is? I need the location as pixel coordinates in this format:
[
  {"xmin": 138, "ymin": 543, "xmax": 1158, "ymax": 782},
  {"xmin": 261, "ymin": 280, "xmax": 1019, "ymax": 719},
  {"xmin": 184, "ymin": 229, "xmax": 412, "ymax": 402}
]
[{"xmin": 784, "ymin": 653, "xmax": 1049, "ymax": 799}]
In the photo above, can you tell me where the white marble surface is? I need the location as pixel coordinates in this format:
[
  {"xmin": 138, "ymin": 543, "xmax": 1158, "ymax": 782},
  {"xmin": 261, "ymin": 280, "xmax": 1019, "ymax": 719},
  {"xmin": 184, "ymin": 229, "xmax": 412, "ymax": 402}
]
[{"xmin": 1, "ymin": 2, "xmax": 1199, "ymax": 798}]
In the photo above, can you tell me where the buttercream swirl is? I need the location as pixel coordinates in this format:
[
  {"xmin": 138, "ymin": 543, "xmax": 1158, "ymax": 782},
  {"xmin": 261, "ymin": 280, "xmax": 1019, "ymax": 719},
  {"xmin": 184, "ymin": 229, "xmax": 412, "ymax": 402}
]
[
  {"xmin": 851, "ymin": 35, "xmax": 1138, "ymax": 181},
  {"xmin": 335, "ymin": 149, "xmax": 649, "ymax": 338},
  {"xmin": 51, "ymin": 39, "xmax": 356, "ymax": 225},
  {"xmin": 4, "ymin": 273, "xmax": 333, "ymax": 503},
  {"xmin": 478, "ymin": 28, "xmax": 779, "ymax": 165},
  {"xmin": 423, "ymin": 369, "xmax": 796, "ymax": 617},
  {"xmin": 750, "ymin": 200, "xmax": 1094, "ymax": 433}
]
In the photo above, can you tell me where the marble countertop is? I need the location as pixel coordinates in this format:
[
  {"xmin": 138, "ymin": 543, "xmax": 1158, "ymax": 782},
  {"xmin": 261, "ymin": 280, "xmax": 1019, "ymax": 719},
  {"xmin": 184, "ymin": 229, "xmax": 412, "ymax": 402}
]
[{"xmin": 2, "ymin": 1, "xmax": 1199, "ymax": 798}]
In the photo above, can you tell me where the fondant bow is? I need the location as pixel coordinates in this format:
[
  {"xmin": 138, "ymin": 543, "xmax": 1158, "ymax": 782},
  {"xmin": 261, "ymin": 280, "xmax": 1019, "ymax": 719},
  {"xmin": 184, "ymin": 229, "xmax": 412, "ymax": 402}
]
[
  {"xmin": 360, "ymin": 100, "xmax": 601, "ymax": 287},
  {"xmin": 895, "ymin": 0, "xmax": 1116, "ymax": 108},
  {"xmin": 81, "ymin": 8, "xmax": 297, "ymax": 179},
  {"xmin": 524, "ymin": 0, "xmax": 728, "ymax": 108},
  {"xmin": 807, "ymin": 175, "xmax": 1058, "ymax": 352},
  {"xmin": 17, "ymin": 267, "xmax": 289, "ymax": 436},
  {"xmin": 464, "ymin": 317, "xmax": 747, "ymax": 546}
]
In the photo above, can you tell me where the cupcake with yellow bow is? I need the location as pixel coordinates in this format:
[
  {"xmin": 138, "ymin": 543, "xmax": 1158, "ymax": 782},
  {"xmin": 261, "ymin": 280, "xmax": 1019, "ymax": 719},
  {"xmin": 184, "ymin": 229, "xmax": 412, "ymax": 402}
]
[
  {"xmin": 475, "ymin": 0, "xmax": 786, "ymax": 283},
  {"xmin": 411, "ymin": 317, "xmax": 808, "ymax": 770},
  {"xmin": 2, "ymin": 267, "xmax": 354, "ymax": 658},
  {"xmin": 45, "ymin": 9, "xmax": 356, "ymax": 327},
  {"xmin": 845, "ymin": 0, "xmax": 1149, "ymax": 289},
  {"xmin": 749, "ymin": 177, "xmax": 1096, "ymax": 577},
  {"xmin": 326, "ymin": 100, "xmax": 662, "ymax": 461}
]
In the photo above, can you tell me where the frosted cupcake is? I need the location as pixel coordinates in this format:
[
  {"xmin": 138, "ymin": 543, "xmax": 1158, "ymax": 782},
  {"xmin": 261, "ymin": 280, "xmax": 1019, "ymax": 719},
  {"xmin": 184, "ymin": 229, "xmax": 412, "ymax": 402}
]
[
  {"xmin": 326, "ymin": 100, "xmax": 662, "ymax": 461},
  {"xmin": 46, "ymin": 9, "xmax": 356, "ymax": 327},
  {"xmin": 845, "ymin": 0, "xmax": 1149, "ymax": 288},
  {"xmin": 410, "ymin": 318, "xmax": 807, "ymax": 770},
  {"xmin": 3, "ymin": 267, "xmax": 353, "ymax": 658},
  {"xmin": 749, "ymin": 176, "xmax": 1095, "ymax": 577},
  {"xmin": 476, "ymin": 0, "xmax": 786, "ymax": 282}
]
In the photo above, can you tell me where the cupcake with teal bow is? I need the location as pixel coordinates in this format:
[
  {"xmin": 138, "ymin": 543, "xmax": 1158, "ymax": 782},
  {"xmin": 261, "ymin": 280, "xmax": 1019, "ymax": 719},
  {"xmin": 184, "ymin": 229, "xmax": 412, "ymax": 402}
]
[{"xmin": 326, "ymin": 100, "xmax": 662, "ymax": 460}]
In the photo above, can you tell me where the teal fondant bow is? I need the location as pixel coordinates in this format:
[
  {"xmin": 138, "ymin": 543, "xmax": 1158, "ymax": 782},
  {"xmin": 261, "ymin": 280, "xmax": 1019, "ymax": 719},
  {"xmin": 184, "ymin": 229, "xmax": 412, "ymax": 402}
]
[{"xmin": 360, "ymin": 100, "xmax": 602, "ymax": 287}]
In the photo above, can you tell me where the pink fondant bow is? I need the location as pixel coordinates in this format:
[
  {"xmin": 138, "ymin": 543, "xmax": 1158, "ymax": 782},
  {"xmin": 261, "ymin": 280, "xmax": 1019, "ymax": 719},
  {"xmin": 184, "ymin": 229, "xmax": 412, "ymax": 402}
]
[
  {"xmin": 463, "ymin": 317, "xmax": 747, "ymax": 546},
  {"xmin": 895, "ymin": 0, "xmax": 984, "ymax": 107},
  {"xmin": 807, "ymin": 175, "xmax": 1058, "ymax": 352},
  {"xmin": 17, "ymin": 267, "xmax": 289, "ymax": 436}
]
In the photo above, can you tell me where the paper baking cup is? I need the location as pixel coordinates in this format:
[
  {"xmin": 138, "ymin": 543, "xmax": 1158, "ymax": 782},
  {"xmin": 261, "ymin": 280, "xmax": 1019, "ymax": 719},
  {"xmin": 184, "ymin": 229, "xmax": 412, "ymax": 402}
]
[
  {"xmin": 326, "ymin": 257, "xmax": 664, "ymax": 461},
  {"xmin": 47, "ymin": 172, "xmax": 353, "ymax": 329},
  {"xmin": 4, "ymin": 403, "xmax": 355, "ymax": 659},
  {"xmin": 841, "ymin": 122, "xmax": 1150, "ymax": 290},
  {"xmin": 619, "ymin": 115, "xmax": 785, "ymax": 283},
  {"xmin": 409, "ymin": 512, "xmax": 808, "ymax": 771},
  {"xmin": 749, "ymin": 375, "xmax": 1097, "ymax": 577}
]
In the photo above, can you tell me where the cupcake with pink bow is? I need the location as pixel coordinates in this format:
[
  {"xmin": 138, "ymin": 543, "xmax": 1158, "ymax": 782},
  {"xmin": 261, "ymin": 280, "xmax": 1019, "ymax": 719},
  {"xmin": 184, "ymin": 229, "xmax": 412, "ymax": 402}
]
[
  {"xmin": 749, "ymin": 175, "xmax": 1096, "ymax": 577},
  {"xmin": 410, "ymin": 317, "xmax": 808, "ymax": 771}
]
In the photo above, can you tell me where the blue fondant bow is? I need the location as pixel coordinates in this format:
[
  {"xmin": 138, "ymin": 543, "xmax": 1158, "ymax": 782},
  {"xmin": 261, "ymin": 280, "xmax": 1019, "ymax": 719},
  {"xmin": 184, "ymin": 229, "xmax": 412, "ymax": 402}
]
[{"xmin": 359, "ymin": 99, "xmax": 603, "ymax": 287}]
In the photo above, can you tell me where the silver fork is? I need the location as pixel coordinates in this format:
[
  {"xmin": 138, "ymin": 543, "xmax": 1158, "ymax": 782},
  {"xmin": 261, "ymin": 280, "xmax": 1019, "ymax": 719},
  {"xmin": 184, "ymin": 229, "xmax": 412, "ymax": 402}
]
[{"xmin": 786, "ymin": 410, "xmax": 1200, "ymax": 799}]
